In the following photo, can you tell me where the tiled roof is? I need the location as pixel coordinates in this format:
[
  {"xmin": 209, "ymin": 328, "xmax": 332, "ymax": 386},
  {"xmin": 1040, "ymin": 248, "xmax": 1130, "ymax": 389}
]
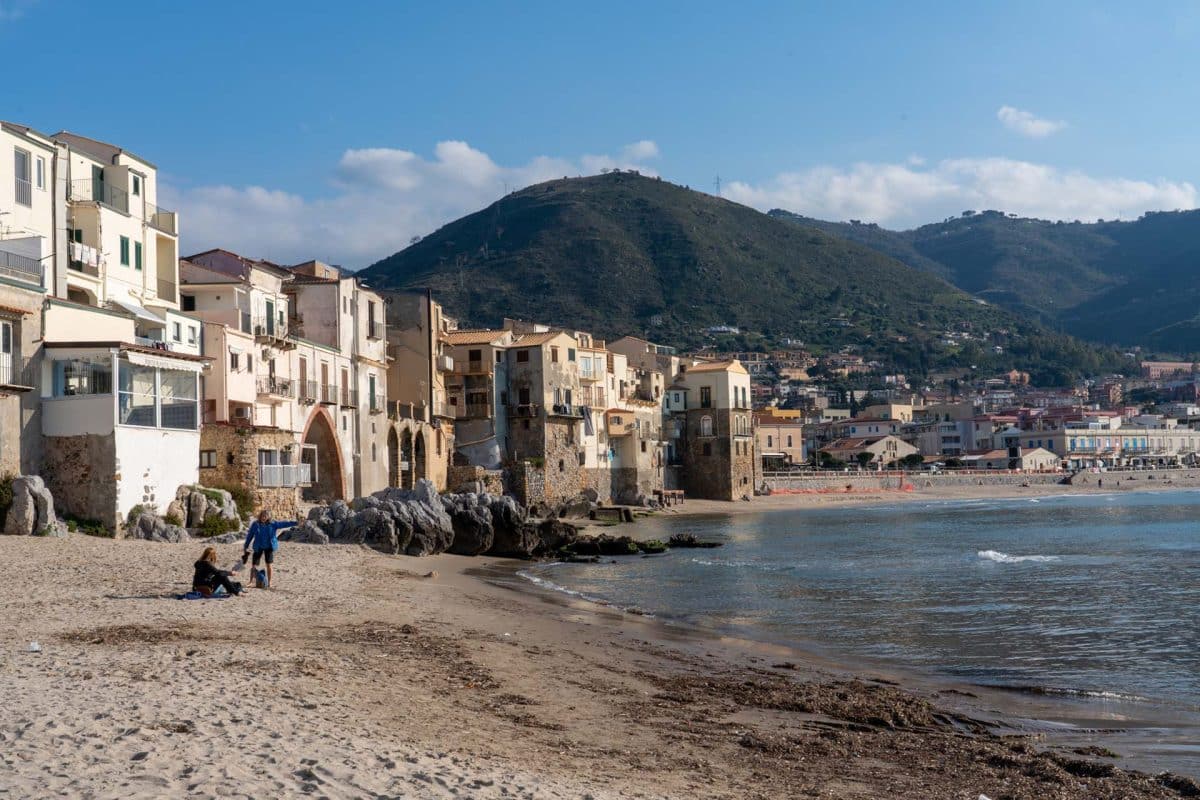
[
  {"xmin": 513, "ymin": 331, "xmax": 564, "ymax": 346},
  {"xmin": 445, "ymin": 329, "xmax": 507, "ymax": 345},
  {"xmin": 686, "ymin": 360, "xmax": 738, "ymax": 372}
]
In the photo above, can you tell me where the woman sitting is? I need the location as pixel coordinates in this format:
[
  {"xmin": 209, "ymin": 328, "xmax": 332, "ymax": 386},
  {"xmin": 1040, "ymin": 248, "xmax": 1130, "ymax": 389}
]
[{"xmin": 192, "ymin": 546, "xmax": 243, "ymax": 596}]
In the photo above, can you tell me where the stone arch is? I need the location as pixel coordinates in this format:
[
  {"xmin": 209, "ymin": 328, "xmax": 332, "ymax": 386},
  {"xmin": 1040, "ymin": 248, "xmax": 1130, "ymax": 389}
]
[
  {"xmin": 400, "ymin": 427, "xmax": 414, "ymax": 490},
  {"xmin": 387, "ymin": 427, "xmax": 400, "ymax": 488},
  {"xmin": 301, "ymin": 407, "xmax": 346, "ymax": 501},
  {"xmin": 414, "ymin": 430, "xmax": 427, "ymax": 483}
]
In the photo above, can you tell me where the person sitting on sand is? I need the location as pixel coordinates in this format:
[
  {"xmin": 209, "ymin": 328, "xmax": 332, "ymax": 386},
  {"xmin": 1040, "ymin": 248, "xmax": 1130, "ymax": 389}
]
[
  {"xmin": 242, "ymin": 509, "xmax": 299, "ymax": 589},
  {"xmin": 193, "ymin": 546, "xmax": 243, "ymax": 596}
]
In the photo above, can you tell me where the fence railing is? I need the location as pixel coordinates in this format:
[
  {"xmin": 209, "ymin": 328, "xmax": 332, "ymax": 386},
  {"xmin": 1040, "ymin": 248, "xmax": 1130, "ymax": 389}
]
[
  {"xmin": 157, "ymin": 280, "xmax": 177, "ymax": 304},
  {"xmin": 0, "ymin": 246, "xmax": 42, "ymax": 286},
  {"xmin": 144, "ymin": 200, "xmax": 177, "ymax": 235},
  {"xmin": 340, "ymin": 387, "xmax": 358, "ymax": 407},
  {"xmin": 320, "ymin": 383, "xmax": 337, "ymax": 404},
  {"xmin": 367, "ymin": 321, "xmax": 384, "ymax": 340},
  {"xmin": 0, "ymin": 354, "xmax": 35, "ymax": 388},
  {"xmin": 256, "ymin": 376, "xmax": 294, "ymax": 397},
  {"xmin": 368, "ymin": 394, "xmax": 385, "ymax": 414},
  {"xmin": 15, "ymin": 177, "xmax": 31, "ymax": 206},
  {"xmin": 258, "ymin": 463, "xmax": 313, "ymax": 488},
  {"xmin": 70, "ymin": 179, "xmax": 128, "ymax": 214},
  {"xmin": 297, "ymin": 380, "xmax": 319, "ymax": 403}
]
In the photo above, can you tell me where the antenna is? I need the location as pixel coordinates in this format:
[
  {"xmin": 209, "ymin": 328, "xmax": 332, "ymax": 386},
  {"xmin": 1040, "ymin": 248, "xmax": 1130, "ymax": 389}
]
[{"xmin": 713, "ymin": 174, "xmax": 721, "ymax": 196}]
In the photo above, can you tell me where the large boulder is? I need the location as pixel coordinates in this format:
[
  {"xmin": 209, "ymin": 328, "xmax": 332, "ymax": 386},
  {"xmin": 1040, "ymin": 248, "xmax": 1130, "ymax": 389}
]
[
  {"xmin": 4, "ymin": 476, "xmax": 67, "ymax": 537},
  {"xmin": 337, "ymin": 507, "xmax": 399, "ymax": 554},
  {"xmin": 537, "ymin": 519, "xmax": 578, "ymax": 553},
  {"xmin": 488, "ymin": 522, "xmax": 544, "ymax": 558},
  {"xmin": 186, "ymin": 491, "xmax": 207, "ymax": 528},
  {"xmin": 448, "ymin": 501, "xmax": 494, "ymax": 555},
  {"xmin": 558, "ymin": 496, "xmax": 593, "ymax": 520},
  {"xmin": 280, "ymin": 521, "xmax": 330, "ymax": 545},
  {"xmin": 125, "ymin": 511, "xmax": 189, "ymax": 543}
]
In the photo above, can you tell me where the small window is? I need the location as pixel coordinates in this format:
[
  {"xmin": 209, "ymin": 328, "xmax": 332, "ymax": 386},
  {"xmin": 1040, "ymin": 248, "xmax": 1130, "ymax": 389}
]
[
  {"xmin": 468, "ymin": 349, "xmax": 482, "ymax": 362},
  {"xmin": 35, "ymin": 156, "xmax": 45, "ymax": 190},
  {"xmin": 230, "ymin": 352, "xmax": 239, "ymax": 371},
  {"xmin": 518, "ymin": 387, "xmax": 530, "ymax": 405},
  {"xmin": 119, "ymin": 236, "xmax": 130, "ymax": 266},
  {"xmin": 187, "ymin": 326, "xmax": 197, "ymax": 345},
  {"xmin": 172, "ymin": 322, "xmax": 182, "ymax": 342},
  {"xmin": 516, "ymin": 350, "xmax": 529, "ymax": 363},
  {"xmin": 495, "ymin": 350, "xmax": 503, "ymax": 363},
  {"xmin": 372, "ymin": 442, "xmax": 377, "ymax": 462},
  {"xmin": 246, "ymin": 354, "xmax": 253, "ymax": 371},
  {"xmin": 703, "ymin": 442, "xmax": 712, "ymax": 456},
  {"xmin": 641, "ymin": 441, "xmax": 647, "ymax": 453},
  {"xmin": 558, "ymin": 459, "xmax": 565, "ymax": 472},
  {"xmin": 550, "ymin": 347, "xmax": 559, "ymax": 363},
  {"xmin": 181, "ymin": 295, "xmax": 196, "ymax": 311},
  {"xmin": 700, "ymin": 386, "xmax": 712, "ymax": 408},
  {"xmin": 199, "ymin": 450, "xmax": 217, "ymax": 468},
  {"xmin": 134, "ymin": 241, "xmax": 142, "ymax": 271},
  {"xmin": 342, "ymin": 415, "xmax": 348, "ymax": 431},
  {"xmin": 568, "ymin": 348, "xmax": 576, "ymax": 361},
  {"xmin": 132, "ymin": 175, "xmax": 141, "ymax": 196}
]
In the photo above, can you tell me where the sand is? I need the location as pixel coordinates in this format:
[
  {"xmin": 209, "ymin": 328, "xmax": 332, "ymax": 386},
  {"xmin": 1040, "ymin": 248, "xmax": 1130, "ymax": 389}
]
[{"xmin": 3, "ymin": 483, "xmax": 1199, "ymax": 799}]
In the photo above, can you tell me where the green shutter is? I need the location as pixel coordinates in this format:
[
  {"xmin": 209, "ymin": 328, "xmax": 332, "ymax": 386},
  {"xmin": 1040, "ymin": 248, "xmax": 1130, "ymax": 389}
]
[
  {"xmin": 120, "ymin": 236, "xmax": 130, "ymax": 266},
  {"xmin": 134, "ymin": 242, "xmax": 142, "ymax": 270}
]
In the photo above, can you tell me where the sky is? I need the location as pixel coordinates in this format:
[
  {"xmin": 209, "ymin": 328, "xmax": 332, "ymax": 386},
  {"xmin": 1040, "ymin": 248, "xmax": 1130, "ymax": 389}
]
[{"xmin": 3, "ymin": 0, "xmax": 1198, "ymax": 267}]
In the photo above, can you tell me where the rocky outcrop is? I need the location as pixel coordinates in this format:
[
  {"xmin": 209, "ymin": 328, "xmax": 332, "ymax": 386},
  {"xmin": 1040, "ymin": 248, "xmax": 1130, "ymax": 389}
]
[
  {"xmin": 175, "ymin": 485, "xmax": 240, "ymax": 528},
  {"xmin": 125, "ymin": 511, "xmax": 190, "ymax": 543},
  {"xmin": 3, "ymin": 476, "xmax": 68, "ymax": 537},
  {"xmin": 299, "ymin": 479, "xmax": 577, "ymax": 559}
]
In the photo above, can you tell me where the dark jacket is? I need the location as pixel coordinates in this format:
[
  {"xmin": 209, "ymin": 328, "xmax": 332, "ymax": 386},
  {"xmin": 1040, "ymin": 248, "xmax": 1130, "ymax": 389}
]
[{"xmin": 192, "ymin": 559, "xmax": 228, "ymax": 588}]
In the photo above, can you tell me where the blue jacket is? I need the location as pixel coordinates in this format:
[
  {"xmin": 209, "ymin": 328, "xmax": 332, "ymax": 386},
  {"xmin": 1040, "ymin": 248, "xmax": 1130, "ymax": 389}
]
[{"xmin": 244, "ymin": 519, "xmax": 298, "ymax": 552}]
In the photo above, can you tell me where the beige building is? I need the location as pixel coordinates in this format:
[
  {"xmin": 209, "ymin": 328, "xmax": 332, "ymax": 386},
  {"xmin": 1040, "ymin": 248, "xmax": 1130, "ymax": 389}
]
[
  {"xmin": 755, "ymin": 414, "xmax": 805, "ymax": 468},
  {"xmin": 819, "ymin": 435, "xmax": 919, "ymax": 468},
  {"xmin": 665, "ymin": 360, "xmax": 756, "ymax": 500}
]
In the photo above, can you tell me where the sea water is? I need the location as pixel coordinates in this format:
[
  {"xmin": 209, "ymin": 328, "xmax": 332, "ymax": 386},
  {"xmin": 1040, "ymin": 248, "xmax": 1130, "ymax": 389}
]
[{"xmin": 522, "ymin": 490, "xmax": 1200, "ymax": 773}]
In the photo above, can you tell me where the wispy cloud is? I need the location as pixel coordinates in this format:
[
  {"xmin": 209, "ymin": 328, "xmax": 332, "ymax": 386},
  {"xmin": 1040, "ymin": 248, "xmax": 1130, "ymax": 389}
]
[
  {"xmin": 723, "ymin": 157, "xmax": 1196, "ymax": 228},
  {"xmin": 167, "ymin": 140, "xmax": 660, "ymax": 268},
  {"xmin": 997, "ymin": 105, "xmax": 1067, "ymax": 139},
  {"xmin": 0, "ymin": 0, "xmax": 38, "ymax": 22}
]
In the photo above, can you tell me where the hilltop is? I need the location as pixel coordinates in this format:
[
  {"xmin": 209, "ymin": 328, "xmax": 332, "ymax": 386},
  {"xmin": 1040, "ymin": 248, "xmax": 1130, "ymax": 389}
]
[
  {"xmin": 360, "ymin": 172, "xmax": 1127, "ymax": 383},
  {"xmin": 770, "ymin": 208, "xmax": 1200, "ymax": 354}
]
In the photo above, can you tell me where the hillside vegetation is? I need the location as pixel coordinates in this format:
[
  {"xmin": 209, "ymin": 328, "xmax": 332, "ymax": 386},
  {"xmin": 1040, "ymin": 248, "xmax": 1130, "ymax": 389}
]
[{"xmin": 360, "ymin": 173, "xmax": 1128, "ymax": 383}]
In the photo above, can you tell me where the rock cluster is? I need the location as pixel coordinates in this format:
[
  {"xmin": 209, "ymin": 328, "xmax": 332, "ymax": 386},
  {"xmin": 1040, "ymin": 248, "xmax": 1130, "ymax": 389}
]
[
  {"xmin": 124, "ymin": 485, "xmax": 242, "ymax": 543},
  {"xmin": 285, "ymin": 479, "xmax": 578, "ymax": 559},
  {"xmin": 2, "ymin": 476, "xmax": 68, "ymax": 537},
  {"xmin": 125, "ymin": 512, "xmax": 190, "ymax": 543}
]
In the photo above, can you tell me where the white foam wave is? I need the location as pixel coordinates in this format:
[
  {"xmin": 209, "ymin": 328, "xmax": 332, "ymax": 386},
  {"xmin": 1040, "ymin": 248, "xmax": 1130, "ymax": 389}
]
[
  {"xmin": 977, "ymin": 549, "xmax": 1060, "ymax": 564},
  {"xmin": 516, "ymin": 569, "xmax": 654, "ymax": 617},
  {"xmin": 690, "ymin": 558, "xmax": 797, "ymax": 572}
]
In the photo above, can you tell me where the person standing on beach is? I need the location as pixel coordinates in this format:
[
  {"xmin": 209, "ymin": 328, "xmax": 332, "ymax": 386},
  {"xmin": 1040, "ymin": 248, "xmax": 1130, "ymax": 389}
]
[{"xmin": 242, "ymin": 509, "xmax": 299, "ymax": 589}]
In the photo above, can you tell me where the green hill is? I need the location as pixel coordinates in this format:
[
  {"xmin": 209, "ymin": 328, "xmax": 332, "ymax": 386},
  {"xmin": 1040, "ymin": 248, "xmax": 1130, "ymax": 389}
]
[
  {"xmin": 359, "ymin": 172, "xmax": 1128, "ymax": 384},
  {"xmin": 770, "ymin": 208, "xmax": 1200, "ymax": 354}
]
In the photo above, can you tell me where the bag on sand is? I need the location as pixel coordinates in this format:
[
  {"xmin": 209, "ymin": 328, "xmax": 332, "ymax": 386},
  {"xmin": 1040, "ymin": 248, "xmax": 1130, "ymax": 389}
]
[{"xmin": 254, "ymin": 568, "xmax": 269, "ymax": 589}]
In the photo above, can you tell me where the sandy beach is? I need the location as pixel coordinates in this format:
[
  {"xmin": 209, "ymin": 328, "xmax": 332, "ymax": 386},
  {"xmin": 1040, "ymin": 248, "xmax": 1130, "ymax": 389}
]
[{"xmin": 4, "ymin": 481, "xmax": 1200, "ymax": 800}]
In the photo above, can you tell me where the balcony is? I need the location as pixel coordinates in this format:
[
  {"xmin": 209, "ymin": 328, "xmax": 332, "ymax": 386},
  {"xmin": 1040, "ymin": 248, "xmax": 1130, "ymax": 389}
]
[
  {"xmin": 339, "ymin": 387, "xmax": 358, "ymax": 408},
  {"xmin": 548, "ymin": 403, "xmax": 584, "ymax": 418},
  {"xmin": 388, "ymin": 401, "xmax": 428, "ymax": 423},
  {"xmin": 252, "ymin": 317, "xmax": 294, "ymax": 348},
  {"xmin": 0, "ymin": 245, "xmax": 41, "ymax": 286},
  {"xmin": 367, "ymin": 393, "xmax": 385, "ymax": 414},
  {"xmin": 70, "ymin": 179, "xmax": 128, "ymax": 214},
  {"xmin": 157, "ymin": 279, "xmax": 178, "ymax": 304},
  {"xmin": 134, "ymin": 336, "xmax": 181, "ymax": 353},
  {"xmin": 320, "ymin": 383, "xmax": 337, "ymax": 404},
  {"xmin": 258, "ymin": 463, "xmax": 312, "ymax": 488},
  {"xmin": 0, "ymin": 355, "xmax": 35, "ymax": 392},
  {"xmin": 144, "ymin": 201, "xmax": 177, "ymax": 235},
  {"xmin": 256, "ymin": 376, "xmax": 295, "ymax": 399},
  {"xmin": 297, "ymin": 380, "xmax": 319, "ymax": 404},
  {"xmin": 15, "ymin": 177, "xmax": 31, "ymax": 207},
  {"xmin": 508, "ymin": 403, "xmax": 541, "ymax": 418},
  {"xmin": 367, "ymin": 321, "xmax": 384, "ymax": 340}
]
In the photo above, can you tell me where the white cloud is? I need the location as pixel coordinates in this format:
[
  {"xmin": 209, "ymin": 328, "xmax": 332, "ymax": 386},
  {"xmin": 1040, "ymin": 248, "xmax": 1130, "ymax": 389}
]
[
  {"xmin": 167, "ymin": 140, "xmax": 660, "ymax": 268},
  {"xmin": 997, "ymin": 105, "xmax": 1067, "ymax": 138},
  {"xmin": 723, "ymin": 157, "xmax": 1197, "ymax": 228}
]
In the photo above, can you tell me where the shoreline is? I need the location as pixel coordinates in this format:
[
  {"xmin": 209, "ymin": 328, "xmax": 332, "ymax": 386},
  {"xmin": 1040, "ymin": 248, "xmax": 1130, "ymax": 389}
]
[{"xmin": 3, "ymin": 487, "xmax": 1199, "ymax": 797}]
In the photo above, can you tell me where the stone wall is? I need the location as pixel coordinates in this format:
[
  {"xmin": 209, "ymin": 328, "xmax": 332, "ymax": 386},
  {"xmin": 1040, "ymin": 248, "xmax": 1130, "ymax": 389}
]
[
  {"xmin": 679, "ymin": 408, "xmax": 749, "ymax": 501},
  {"xmin": 582, "ymin": 467, "xmax": 614, "ymax": 504},
  {"xmin": 507, "ymin": 413, "xmax": 584, "ymax": 504},
  {"xmin": 200, "ymin": 423, "xmax": 300, "ymax": 520},
  {"xmin": 42, "ymin": 433, "xmax": 119, "ymax": 528},
  {"xmin": 761, "ymin": 472, "xmax": 1066, "ymax": 492},
  {"xmin": 508, "ymin": 460, "xmax": 547, "ymax": 508},
  {"xmin": 0, "ymin": 284, "xmax": 46, "ymax": 476},
  {"xmin": 447, "ymin": 464, "xmax": 504, "ymax": 495}
]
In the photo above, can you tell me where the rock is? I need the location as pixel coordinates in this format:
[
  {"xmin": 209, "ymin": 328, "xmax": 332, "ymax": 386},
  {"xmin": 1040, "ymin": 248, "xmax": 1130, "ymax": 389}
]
[
  {"xmin": 337, "ymin": 508, "xmax": 398, "ymax": 554},
  {"xmin": 536, "ymin": 519, "xmax": 577, "ymax": 553},
  {"xmin": 423, "ymin": 571, "xmax": 438, "ymax": 579},
  {"xmin": 637, "ymin": 539, "xmax": 667, "ymax": 554},
  {"xmin": 448, "ymin": 503, "xmax": 494, "ymax": 556},
  {"xmin": 165, "ymin": 500, "xmax": 185, "ymax": 524},
  {"xmin": 125, "ymin": 511, "xmax": 188, "ymax": 543},
  {"xmin": 581, "ymin": 487, "xmax": 599, "ymax": 503},
  {"xmin": 456, "ymin": 480, "xmax": 485, "ymax": 495},
  {"xmin": 4, "ymin": 477, "xmax": 38, "ymax": 535},
  {"xmin": 488, "ymin": 522, "xmax": 544, "ymax": 558},
  {"xmin": 187, "ymin": 492, "xmax": 207, "ymax": 528},
  {"xmin": 280, "ymin": 521, "xmax": 330, "ymax": 545},
  {"xmin": 351, "ymin": 495, "xmax": 381, "ymax": 512},
  {"xmin": 207, "ymin": 530, "xmax": 245, "ymax": 544},
  {"xmin": 667, "ymin": 533, "xmax": 723, "ymax": 549},
  {"xmin": 558, "ymin": 497, "xmax": 593, "ymax": 520}
]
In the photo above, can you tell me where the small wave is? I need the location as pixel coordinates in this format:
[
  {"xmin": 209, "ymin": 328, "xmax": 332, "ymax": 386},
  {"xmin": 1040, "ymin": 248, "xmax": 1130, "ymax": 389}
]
[
  {"xmin": 516, "ymin": 569, "xmax": 654, "ymax": 617},
  {"xmin": 977, "ymin": 549, "xmax": 1060, "ymax": 564},
  {"xmin": 691, "ymin": 558, "xmax": 797, "ymax": 572},
  {"xmin": 992, "ymin": 684, "xmax": 1152, "ymax": 704}
]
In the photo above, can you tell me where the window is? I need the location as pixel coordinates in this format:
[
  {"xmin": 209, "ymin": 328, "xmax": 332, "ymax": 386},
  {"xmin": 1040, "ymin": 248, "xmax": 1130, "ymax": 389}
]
[
  {"xmin": 787, "ymin": 435, "xmax": 793, "ymax": 448},
  {"xmin": 703, "ymin": 442, "xmax": 712, "ymax": 456},
  {"xmin": 343, "ymin": 297, "xmax": 349, "ymax": 314},
  {"xmin": 199, "ymin": 450, "xmax": 217, "ymax": 468},
  {"xmin": 436, "ymin": 431, "xmax": 443, "ymax": 456},
  {"xmin": 372, "ymin": 442, "xmax": 377, "ymax": 462},
  {"xmin": 558, "ymin": 459, "xmax": 565, "ymax": 472},
  {"xmin": 468, "ymin": 349, "xmax": 482, "ymax": 363},
  {"xmin": 641, "ymin": 441, "xmax": 647, "ymax": 453},
  {"xmin": 342, "ymin": 415, "xmax": 347, "ymax": 431},
  {"xmin": 516, "ymin": 350, "xmax": 529, "ymax": 363},
  {"xmin": 132, "ymin": 175, "xmax": 141, "ymax": 196},
  {"xmin": 35, "ymin": 156, "xmax": 45, "ymax": 190},
  {"xmin": 568, "ymin": 348, "xmax": 576, "ymax": 362},
  {"xmin": 186, "ymin": 326, "xmax": 196, "ymax": 346},
  {"xmin": 172, "ymin": 322, "xmax": 182, "ymax": 342},
  {"xmin": 767, "ymin": 435, "xmax": 774, "ymax": 448},
  {"xmin": 550, "ymin": 347, "xmax": 559, "ymax": 363},
  {"xmin": 246, "ymin": 354, "xmax": 252, "ymax": 372},
  {"xmin": 564, "ymin": 389, "xmax": 572, "ymax": 406},
  {"xmin": 700, "ymin": 415, "xmax": 714, "ymax": 437},
  {"xmin": 134, "ymin": 241, "xmax": 143, "ymax": 271},
  {"xmin": 14, "ymin": 147, "xmax": 31, "ymax": 206},
  {"xmin": 181, "ymin": 295, "xmax": 196, "ymax": 312},
  {"xmin": 230, "ymin": 352, "xmax": 239, "ymax": 371},
  {"xmin": 53, "ymin": 358, "xmax": 112, "ymax": 396},
  {"xmin": 495, "ymin": 350, "xmax": 503, "ymax": 363},
  {"xmin": 518, "ymin": 387, "xmax": 530, "ymax": 405},
  {"xmin": 119, "ymin": 236, "xmax": 130, "ymax": 266},
  {"xmin": 700, "ymin": 386, "xmax": 712, "ymax": 408}
]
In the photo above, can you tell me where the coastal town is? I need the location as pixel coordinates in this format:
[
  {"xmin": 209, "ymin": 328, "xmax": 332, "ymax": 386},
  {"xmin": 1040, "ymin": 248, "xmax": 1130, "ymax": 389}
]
[{"xmin": 3, "ymin": 123, "xmax": 1200, "ymax": 534}]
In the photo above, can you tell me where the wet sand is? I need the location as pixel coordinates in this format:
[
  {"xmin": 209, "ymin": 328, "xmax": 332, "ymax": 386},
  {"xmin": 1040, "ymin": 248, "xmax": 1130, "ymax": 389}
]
[{"xmin": 2, "ymin": 531, "xmax": 1198, "ymax": 798}]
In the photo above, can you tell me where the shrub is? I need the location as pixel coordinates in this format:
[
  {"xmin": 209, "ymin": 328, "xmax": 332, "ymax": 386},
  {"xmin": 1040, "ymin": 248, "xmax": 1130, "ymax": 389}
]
[
  {"xmin": 65, "ymin": 515, "xmax": 111, "ymax": 538},
  {"xmin": 202, "ymin": 482, "xmax": 254, "ymax": 518},
  {"xmin": 125, "ymin": 504, "xmax": 146, "ymax": 528},
  {"xmin": 164, "ymin": 511, "xmax": 184, "ymax": 527},
  {"xmin": 196, "ymin": 514, "xmax": 242, "ymax": 538},
  {"xmin": 0, "ymin": 473, "xmax": 14, "ymax": 527}
]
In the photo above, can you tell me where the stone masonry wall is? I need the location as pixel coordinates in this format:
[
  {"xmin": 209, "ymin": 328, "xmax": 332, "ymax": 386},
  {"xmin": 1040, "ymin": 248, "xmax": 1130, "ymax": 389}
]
[
  {"xmin": 507, "ymin": 413, "xmax": 584, "ymax": 505},
  {"xmin": 200, "ymin": 424, "xmax": 300, "ymax": 520},
  {"xmin": 680, "ymin": 408, "xmax": 735, "ymax": 501},
  {"xmin": 42, "ymin": 433, "xmax": 119, "ymax": 528},
  {"xmin": 583, "ymin": 467, "xmax": 613, "ymax": 504},
  {"xmin": 447, "ymin": 464, "xmax": 504, "ymax": 495}
]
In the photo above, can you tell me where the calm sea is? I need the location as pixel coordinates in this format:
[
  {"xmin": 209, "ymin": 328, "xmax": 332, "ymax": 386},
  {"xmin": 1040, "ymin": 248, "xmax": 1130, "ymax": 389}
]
[{"xmin": 520, "ymin": 490, "xmax": 1200, "ymax": 774}]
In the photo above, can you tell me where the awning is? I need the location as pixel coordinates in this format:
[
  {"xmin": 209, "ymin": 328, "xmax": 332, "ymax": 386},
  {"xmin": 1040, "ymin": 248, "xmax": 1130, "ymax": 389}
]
[
  {"xmin": 125, "ymin": 350, "xmax": 205, "ymax": 373},
  {"xmin": 228, "ymin": 345, "xmax": 244, "ymax": 354},
  {"xmin": 110, "ymin": 299, "xmax": 165, "ymax": 326}
]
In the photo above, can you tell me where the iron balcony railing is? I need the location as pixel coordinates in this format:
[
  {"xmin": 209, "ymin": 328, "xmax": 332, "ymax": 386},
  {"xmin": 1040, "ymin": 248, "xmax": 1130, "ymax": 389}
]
[
  {"xmin": 70, "ymin": 179, "xmax": 129, "ymax": 214},
  {"xmin": 143, "ymin": 200, "xmax": 177, "ymax": 235},
  {"xmin": 321, "ymin": 383, "xmax": 337, "ymax": 404},
  {"xmin": 0, "ymin": 247, "xmax": 42, "ymax": 286},
  {"xmin": 252, "ymin": 317, "xmax": 287, "ymax": 340},
  {"xmin": 366, "ymin": 320, "xmax": 384, "ymax": 340},
  {"xmin": 0, "ymin": 354, "xmax": 35, "ymax": 390},
  {"xmin": 340, "ymin": 387, "xmax": 358, "ymax": 407},
  {"xmin": 297, "ymin": 380, "xmax": 319, "ymax": 403},
  {"xmin": 256, "ymin": 376, "xmax": 294, "ymax": 397},
  {"xmin": 157, "ymin": 280, "xmax": 178, "ymax": 304},
  {"xmin": 15, "ymin": 177, "xmax": 31, "ymax": 207},
  {"xmin": 368, "ymin": 394, "xmax": 385, "ymax": 414},
  {"xmin": 258, "ymin": 463, "xmax": 312, "ymax": 488},
  {"xmin": 134, "ymin": 336, "xmax": 180, "ymax": 352}
]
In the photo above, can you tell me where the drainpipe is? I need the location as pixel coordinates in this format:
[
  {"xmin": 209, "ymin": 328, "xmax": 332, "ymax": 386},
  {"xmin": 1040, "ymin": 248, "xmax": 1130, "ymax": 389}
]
[{"xmin": 426, "ymin": 288, "xmax": 434, "ymax": 423}]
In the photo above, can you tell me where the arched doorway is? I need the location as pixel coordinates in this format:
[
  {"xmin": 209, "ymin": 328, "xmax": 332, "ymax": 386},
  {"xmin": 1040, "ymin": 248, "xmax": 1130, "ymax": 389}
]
[
  {"xmin": 387, "ymin": 427, "xmax": 400, "ymax": 488},
  {"xmin": 302, "ymin": 410, "xmax": 345, "ymax": 501},
  {"xmin": 414, "ymin": 431, "xmax": 427, "ymax": 484},
  {"xmin": 400, "ymin": 428, "xmax": 414, "ymax": 490}
]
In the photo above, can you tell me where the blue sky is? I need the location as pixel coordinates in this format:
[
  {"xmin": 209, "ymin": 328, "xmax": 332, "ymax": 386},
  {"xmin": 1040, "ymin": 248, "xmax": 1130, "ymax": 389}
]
[{"xmin": 3, "ymin": 0, "xmax": 1197, "ymax": 266}]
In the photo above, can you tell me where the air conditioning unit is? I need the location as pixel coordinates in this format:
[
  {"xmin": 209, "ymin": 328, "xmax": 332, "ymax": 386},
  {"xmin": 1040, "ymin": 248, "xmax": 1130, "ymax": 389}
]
[{"xmin": 233, "ymin": 407, "xmax": 252, "ymax": 420}]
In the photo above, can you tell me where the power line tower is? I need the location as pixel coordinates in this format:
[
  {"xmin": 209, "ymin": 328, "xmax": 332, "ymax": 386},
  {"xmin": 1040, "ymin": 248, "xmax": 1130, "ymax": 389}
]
[{"xmin": 713, "ymin": 174, "xmax": 722, "ymax": 196}]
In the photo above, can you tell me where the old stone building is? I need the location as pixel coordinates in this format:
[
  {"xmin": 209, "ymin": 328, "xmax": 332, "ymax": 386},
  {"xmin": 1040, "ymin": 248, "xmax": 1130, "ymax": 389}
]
[{"xmin": 669, "ymin": 360, "xmax": 756, "ymax": 501}]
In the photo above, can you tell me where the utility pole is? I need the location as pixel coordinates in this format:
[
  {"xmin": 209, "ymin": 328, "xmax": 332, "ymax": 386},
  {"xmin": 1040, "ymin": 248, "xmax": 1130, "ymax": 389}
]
[{"xmin": 713, "ymin": 175, "xmax": 721, "ymax": 196}]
